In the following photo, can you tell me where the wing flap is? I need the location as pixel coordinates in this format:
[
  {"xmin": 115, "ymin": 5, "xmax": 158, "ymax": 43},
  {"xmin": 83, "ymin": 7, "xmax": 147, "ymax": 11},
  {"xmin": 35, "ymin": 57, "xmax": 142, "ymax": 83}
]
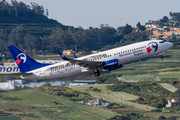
[
  {"xmin": 57, "ymin": 50, "xmax": 103, "ymax": 69},
  {"xmin": 11, "ymin": 73, "xmax": 33, "ymax": 76}
]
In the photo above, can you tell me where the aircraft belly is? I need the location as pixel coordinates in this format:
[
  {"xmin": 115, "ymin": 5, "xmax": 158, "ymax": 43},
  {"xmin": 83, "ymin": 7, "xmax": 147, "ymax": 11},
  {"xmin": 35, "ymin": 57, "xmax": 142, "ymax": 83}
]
[{"xmin": 42, "ymin": 67, "xmax": 82, "ymax": 80}]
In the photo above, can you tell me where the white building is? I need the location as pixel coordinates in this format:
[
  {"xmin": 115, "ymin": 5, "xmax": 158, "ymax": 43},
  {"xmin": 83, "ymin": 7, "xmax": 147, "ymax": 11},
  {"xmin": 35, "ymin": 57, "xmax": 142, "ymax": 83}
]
[
  {"xmin": 145, "ymin": 24, "xmax": 159, "ymax": 29},
  {"xmin": 0, "ymin": 79, "xmax": 87, "ymax": 90},
  {"xmin": 0, "ymin": 80, "xmax": 69, "ymax": 90},
  {"xmin": 0, "ymin": 80, "xmax": 15, "ymax": 90}
]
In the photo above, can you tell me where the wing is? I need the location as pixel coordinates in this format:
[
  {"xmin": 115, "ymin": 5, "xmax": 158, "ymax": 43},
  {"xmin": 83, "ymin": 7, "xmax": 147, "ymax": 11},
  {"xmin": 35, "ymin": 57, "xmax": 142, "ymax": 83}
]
[
  {"xmin": 57, "ymin": 50, "xmax": 103, "ymax": 70},
  {"xmin": 11, "ymin": 73, "xmax": 33, "ymax": 76}
]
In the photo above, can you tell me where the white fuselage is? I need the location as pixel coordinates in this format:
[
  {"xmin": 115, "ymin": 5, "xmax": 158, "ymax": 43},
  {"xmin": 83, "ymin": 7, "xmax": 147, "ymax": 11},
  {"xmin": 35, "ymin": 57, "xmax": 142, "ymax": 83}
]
[{"xmin": 21, "ymin": 40, "xmax": 173, "ymax": 80}]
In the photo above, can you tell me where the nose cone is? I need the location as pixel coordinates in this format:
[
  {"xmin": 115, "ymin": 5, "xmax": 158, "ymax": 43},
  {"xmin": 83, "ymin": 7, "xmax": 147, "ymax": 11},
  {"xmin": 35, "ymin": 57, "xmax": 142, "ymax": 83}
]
[{"xmin": 166, "ymin": 42, "xmax": 173, "ymax": 48}]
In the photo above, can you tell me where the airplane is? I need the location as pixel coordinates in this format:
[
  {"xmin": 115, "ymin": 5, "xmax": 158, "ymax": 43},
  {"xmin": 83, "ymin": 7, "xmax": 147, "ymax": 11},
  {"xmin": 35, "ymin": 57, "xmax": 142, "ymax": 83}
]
[{"xmin": 8, "ymin": 39, "xmax": 173, "ymax": 80}]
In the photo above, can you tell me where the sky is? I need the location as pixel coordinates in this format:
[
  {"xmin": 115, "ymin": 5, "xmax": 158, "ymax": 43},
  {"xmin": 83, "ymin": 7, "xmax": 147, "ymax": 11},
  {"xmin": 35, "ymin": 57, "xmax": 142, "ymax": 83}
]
[{"xmin": 5, "ymin": 0, "xmax": 180, "ymax": 29}]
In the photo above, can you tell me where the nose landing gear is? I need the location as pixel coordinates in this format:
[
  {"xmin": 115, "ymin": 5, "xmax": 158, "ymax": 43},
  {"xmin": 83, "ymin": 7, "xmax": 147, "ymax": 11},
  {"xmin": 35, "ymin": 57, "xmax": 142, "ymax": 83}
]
[{"xmin": 158, "ymin": 52, "xmax": 165, "ymax": 59}]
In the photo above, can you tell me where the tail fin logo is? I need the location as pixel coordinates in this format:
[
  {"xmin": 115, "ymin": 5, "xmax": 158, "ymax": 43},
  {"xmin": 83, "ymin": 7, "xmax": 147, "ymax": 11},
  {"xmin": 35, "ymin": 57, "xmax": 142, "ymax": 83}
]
[{"xmin": 16, "ymin": 53, "xmax": 27, "ymax": 64}]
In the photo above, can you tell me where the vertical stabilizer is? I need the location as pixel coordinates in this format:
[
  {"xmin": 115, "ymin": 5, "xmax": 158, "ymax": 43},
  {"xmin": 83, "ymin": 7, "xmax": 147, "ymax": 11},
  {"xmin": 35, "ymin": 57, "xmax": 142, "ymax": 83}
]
[{"xmin": 8, "ymin": 45, "xmax": 52, "ymax": 73}]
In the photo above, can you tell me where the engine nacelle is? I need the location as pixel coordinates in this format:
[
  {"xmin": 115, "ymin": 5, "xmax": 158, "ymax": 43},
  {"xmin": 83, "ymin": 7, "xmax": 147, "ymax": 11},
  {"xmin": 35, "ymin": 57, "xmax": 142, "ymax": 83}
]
[{"xmin": 103, "ymin": 59, "xmax": 123, "ymax": 71}]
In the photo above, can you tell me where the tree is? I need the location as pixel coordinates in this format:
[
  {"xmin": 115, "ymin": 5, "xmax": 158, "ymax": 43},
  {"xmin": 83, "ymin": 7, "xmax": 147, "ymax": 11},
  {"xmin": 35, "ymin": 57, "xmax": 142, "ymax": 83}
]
[
  {"xmin": 136, "ymin": 22, "xmax": 146, "ymax": 31},
  {"xmin": 169, "ymin": 12, "xmax": 180, "ymax": 22},
  {"xmin": 162, "ymin": 16, "xmax": 169, "ymax": 22},
  {"xmin": 117, "ymin": 26, "xmax": 124, "ymax": 33},
  {"xmin": 108, "ymin": 115, "xmax": 131, "ymax": 120},
  {"xmin": 122, "ymin": 24, "xmax": 132, "ymax": 35},
  {"xmin": 8, "ymin": 25, "xmax": 27, "ymax": 49},
  {"xmin": 45, "ymin": 9, "xmax": 49, "ymax": 17},
  {"xmin": 158, "ymin": 116, "xmax": 166, "ymax": 120},
  {"xmin": 24, "ymin": 34, "xmax": 39, "ymax": 55},
  {"xmin": 137, "ymin": 21, "xmax": 141, "ymax": 29}
]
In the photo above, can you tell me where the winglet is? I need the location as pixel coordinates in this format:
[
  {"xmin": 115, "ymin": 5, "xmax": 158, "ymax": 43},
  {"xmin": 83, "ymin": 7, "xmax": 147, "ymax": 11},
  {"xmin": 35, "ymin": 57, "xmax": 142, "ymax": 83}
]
[
  {"xmin": 57, "ymin": 50, "xmax": 68, "ymax": 60},
  {"xmin": 74, "ymin": 55, "xmax": 78, "ymax": 58}
]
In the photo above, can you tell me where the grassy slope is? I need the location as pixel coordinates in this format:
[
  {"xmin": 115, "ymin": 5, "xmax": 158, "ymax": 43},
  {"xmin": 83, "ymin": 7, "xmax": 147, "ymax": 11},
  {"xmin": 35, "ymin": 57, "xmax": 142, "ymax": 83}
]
[
  {"xmin": 110, "ymin": 49, "xmax": 180, "ymax": 82},
  {"xmin": 159, "ymin": 83, "xmax": 178, "ymax": 92},
  {"xmin": 70, "ymin": 84, "xmax": 156, "ymax": 111},
  {"xmin": 0, "ymin": 88, "xmax": 117, "ymax": 120},
  {"xmin": 0, "ymin": 115, "xmax": 21, "ymax": 120}
]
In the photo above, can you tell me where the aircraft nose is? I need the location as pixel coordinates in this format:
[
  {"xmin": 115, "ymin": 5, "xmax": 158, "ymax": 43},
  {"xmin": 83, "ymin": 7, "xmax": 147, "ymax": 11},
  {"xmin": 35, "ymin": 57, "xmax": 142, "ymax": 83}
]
[{"xmin": 166, "ymin": 42, "xmax": 173, "ymax": 48}]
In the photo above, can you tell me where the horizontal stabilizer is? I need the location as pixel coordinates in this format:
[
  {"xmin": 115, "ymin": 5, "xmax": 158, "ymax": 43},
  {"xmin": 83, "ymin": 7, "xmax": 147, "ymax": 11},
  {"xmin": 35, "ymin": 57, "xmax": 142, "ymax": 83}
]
[{"xmin": 74, "ymin": 55, "xmax": 78, "ymax": 58}]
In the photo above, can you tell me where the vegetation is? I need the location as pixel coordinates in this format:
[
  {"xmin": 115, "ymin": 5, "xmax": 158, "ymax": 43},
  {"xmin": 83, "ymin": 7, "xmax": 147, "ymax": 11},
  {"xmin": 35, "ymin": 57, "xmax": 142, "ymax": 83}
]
[
  {"xmin": 0, "ymin": 0, "xmax": 149, "ymax": 56},
  {"xmin": 107, "ymin": 84, "xmax": 167, "ymax": 108},
  {"xmin": 108, "ymin": 102, "xmax": 125, "ymax": 109},
  {"xmin": 170, "ymin": 12, "xmax": 180, "ymax": 22},
  {"xmin": 108, "ymin": 115, "xmax": 131, "ymax": 120},
  {"xmin": 0, "ymin": 0, "xmax": 58, "ymax": 24},
  {"xmin": 89, "ymin": 86, "xmax": 101, "ymax": 92},
  {"xmin": 0, "ymin": 87, "xmax": 118, "ymax": 120},
  {"xmin": 43, "ymin": 85, "xmax": 94, "ymax": 101},
  {"xmin": 70, "ymin": 84, "xmax": 156, "ymax": 111}
]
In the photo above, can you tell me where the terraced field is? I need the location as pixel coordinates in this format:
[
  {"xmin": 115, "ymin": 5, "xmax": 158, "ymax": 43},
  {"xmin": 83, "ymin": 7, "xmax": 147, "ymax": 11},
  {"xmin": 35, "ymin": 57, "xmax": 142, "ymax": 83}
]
[
  {"xmin": 159, "ymin": 83, "xmax": 178, "ymax": 92},
  {"xmin": 70, "ymin": 84, "xmax": 156, "ymax": 111},
  {"xmin": 0, "ymin": 88, "xmax": 118, "ymax": 120}
]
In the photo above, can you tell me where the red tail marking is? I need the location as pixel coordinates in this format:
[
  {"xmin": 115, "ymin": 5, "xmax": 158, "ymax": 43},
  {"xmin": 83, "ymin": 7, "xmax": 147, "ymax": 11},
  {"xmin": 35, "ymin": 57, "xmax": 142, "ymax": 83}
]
[{"xmin": 16, "ymin": 58, "xmax": 21, "ymax": 65}]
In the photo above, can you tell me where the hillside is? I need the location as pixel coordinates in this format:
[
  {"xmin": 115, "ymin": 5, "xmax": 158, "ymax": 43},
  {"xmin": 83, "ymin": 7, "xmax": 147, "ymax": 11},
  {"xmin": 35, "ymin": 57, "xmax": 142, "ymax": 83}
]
[
  {"xmin": 0, "ymin": 1, "xmax": 149, "ymax": 55},
  {"xmin": 0, "ymin": 87, "xmax": 118, "ymax": 120},
  {"xmin": 0, "ymin": 0, "xmax": 59, "ymax": 24},
  {"xmin": 0, "ymin": 0, "xmax": 72, "ymax": 37}
]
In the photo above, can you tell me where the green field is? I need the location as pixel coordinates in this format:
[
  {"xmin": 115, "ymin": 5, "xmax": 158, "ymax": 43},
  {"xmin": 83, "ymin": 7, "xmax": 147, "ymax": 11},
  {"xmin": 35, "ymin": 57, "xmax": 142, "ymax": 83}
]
[
  {"xmin": 0, "ymin": 115, "xmax": 21, "ymax": 120},
  {"xmin": 0, "ymin": 88, "xmax": 118, "ymax": 120},
  {"xmin": 0, "ymin": 49, "xmax": 180, "ymax": 119},
  {"xmin": 159, "ymin": 83, "xmax": 178, "ymax": 92},
  {"xmin": 70, "ymin": 84, "xmax": 156, "ymax": 111}
]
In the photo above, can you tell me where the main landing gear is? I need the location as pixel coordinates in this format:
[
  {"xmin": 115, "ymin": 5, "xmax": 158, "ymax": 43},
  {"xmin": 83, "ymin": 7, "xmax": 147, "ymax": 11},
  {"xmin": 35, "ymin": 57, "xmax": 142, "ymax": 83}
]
[
  {"xmin": 159, "ymin": 55, "xmax": 164, "ymax": 59},
  {"xmin": 94, "ymin": 69, "xmax": 100, "ymax": 76}
]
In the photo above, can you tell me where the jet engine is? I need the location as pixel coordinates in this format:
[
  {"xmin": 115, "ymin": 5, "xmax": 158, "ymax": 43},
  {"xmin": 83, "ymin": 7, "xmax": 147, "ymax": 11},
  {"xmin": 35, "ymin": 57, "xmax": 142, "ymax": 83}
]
[{"xmin": 103, "ymin": 59, "xmax": 123, "ymax": 71}]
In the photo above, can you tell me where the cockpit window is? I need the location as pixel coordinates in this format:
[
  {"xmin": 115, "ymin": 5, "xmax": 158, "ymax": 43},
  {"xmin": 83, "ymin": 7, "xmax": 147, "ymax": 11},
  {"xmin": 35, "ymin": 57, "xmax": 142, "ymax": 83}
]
[{"xmin": 159, "ymin": 40, "xmax": 166, "ymax": 43}]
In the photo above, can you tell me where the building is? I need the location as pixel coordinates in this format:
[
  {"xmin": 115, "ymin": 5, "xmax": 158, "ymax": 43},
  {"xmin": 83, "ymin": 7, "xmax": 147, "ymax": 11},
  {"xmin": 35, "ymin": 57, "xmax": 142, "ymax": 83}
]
[
  {"xmin": 153, "ymin": 29, "xmax": 172, "ymax": 36},
  {"xmin": 84, "ymin": 98, "xmax": 110, "ymax": 107},
  {"xmin": 74, "ymin": 80, "xmax": 97, "ymax": 84},
  {"xmin": 0, "ymin": 79, "xmax": 90, "ymax": 90},
  {"xmin": 0, "ymin": 80, "xmax": 69, "ymax": 90},
  {"xmin": 76, "ymin": 51, "xmax": 87, "ymax": 56},
  {"xmin": 4, "ymin": 62, "xmax": 16, "ymax": 66},
  {"xmin": 145, "ymin": 24, "xmax": 159, "ymax": 29},
  {"xmin": 63, "ymin": 50, "xmax": 76, "ymax": 55},
  {"xmin": 36, "ymin": 60, "xmax": 63, "ymax": 64},
  {"xmin": 166, "ymin": 99, "xmax": 179, "ymax": 107},
  {"xmin": 0, "ymin": 80, "xmax": 15, "ymax": 90}
]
